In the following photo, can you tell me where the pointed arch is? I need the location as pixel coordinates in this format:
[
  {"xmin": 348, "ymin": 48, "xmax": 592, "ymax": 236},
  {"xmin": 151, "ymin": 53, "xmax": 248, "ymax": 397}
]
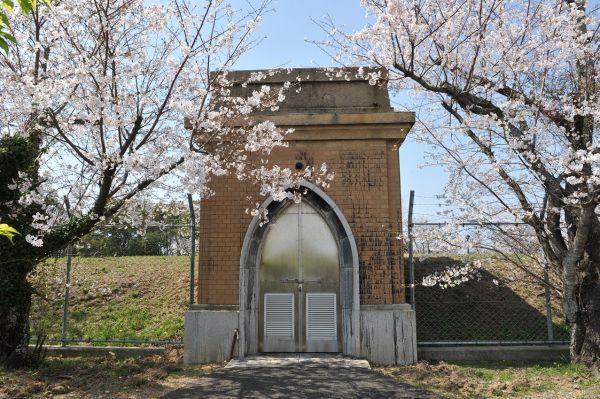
[{"xmin": 238, "ymin": 181, "xmax": 360, "ymax": 357}]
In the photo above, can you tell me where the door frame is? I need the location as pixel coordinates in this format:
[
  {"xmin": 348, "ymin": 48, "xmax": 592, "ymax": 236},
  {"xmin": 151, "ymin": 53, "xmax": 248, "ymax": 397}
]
[{"xmin": 238, "ymin": 182, "xmax": 360, "ymax": 358}]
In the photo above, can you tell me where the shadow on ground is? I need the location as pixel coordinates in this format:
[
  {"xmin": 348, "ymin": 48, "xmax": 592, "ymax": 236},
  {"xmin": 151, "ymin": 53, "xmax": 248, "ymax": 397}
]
[{"xmin": 161, "ymin": 364, "xmax": 444, "ymax": 399}]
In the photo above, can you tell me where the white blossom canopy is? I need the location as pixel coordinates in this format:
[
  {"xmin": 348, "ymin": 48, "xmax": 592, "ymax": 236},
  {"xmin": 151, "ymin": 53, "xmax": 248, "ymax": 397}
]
[{"xmin": 0, "ymin": 0, "xmax": 330, "ymax": 247}]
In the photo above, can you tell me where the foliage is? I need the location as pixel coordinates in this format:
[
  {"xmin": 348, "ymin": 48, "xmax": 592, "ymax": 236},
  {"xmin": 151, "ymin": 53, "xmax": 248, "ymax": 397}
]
[
  {"xmin": 0, "ymin": 134, "xmax": 42, "ymax": 250},
  {"xmin": 0, "ymin": 224, "xmax": 18, "ymax": 243},
  {"xmin": 76, "ymin": 202, "xmax": 193, "ymax": 256},
  {"xmin": 0, "ymin": 134, "xmax": 43, "ymax": 368}
]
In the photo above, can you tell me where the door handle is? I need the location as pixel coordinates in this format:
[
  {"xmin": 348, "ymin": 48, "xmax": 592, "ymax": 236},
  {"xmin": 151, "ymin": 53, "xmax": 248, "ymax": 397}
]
[{"xmin": 280, "ymin": 278, "xmax": 322, "ymax": 284}]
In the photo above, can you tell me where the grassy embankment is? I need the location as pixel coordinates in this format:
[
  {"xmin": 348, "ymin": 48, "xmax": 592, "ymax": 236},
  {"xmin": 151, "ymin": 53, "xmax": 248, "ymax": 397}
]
[
  {"xmin": 30, "ymin": 254, "xmax": 570, "ymax": 343},
  {"xmin": 30, "ymin": 256, "xmax": 189, "ymax": 343}
]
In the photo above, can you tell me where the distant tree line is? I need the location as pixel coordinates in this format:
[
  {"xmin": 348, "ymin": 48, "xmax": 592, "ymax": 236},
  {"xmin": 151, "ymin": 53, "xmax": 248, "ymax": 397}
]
[{"xmin": 74, "ymin": 202, "xmax": 193, "ymax": 257}]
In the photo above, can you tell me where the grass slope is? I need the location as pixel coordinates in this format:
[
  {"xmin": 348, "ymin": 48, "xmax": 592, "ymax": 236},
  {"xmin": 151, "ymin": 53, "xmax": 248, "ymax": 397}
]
[
  {"xmin": 30, "ymin": 256, "xmax": 189, "ymax": 343},
  {"xmin": 30, "ymin": 254, "xmax": 569, "ymax": 344}
]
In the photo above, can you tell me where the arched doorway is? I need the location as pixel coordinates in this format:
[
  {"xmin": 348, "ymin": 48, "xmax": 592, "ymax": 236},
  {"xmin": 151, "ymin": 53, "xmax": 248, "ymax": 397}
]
[
  {"xmin": 239, "ymin": 182, "xmax": 360, "ymax": 357},
  {"xmin": 259, "ymin": 200, "xmax": 340, "ymax": 352}
]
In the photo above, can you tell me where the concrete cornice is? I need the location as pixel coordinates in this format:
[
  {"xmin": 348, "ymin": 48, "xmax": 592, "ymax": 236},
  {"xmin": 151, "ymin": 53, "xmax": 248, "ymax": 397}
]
[
  {"xmin": 237, "ymin": 111, "xmax": 415, "ymax": 141},
  {"xmin": 218, "ymin": 67, "xmax": 388, "ymax": 84},
  {"xmin": 246, "ymin": 111, "xmax": 414, "ymax": 126},
  {"xmin": 188, "ymin": 111, "xmax": 414, "ymax": 141}
]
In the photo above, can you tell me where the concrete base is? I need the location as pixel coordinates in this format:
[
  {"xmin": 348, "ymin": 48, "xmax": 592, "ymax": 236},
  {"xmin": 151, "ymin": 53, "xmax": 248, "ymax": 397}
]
[
  {"xmin": 184, "ymin": 303, "xmax": 417, "ymax": 365},
  {"xmin": 184, "ymin": 306, "xmax": 239, "ymax": 364},
  {"xmin": 418, "ymin": 345, "xmax": 570, "ymax": 363},
  {"xmin": 359, "ymin": 304, "xmax": 417, "ymax": 365},
  {"xmin": 225, "ymin": 354, "xmax": 371, "ymax": 369},
  {"xmin": 35, "ymin": 345, "xmax": 164, "ymax": 358}
]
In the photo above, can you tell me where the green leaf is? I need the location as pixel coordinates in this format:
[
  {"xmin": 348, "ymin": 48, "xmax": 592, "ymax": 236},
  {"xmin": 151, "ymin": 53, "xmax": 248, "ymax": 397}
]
[
  {"xmin": 0, "ymin": 223, "xmax": 20, "ymax": 244},
  {"xmin": 0, "ymin": 36, "xmax": 9, "ymax": 54},
  {"xmin": 0, "ymin": 11, "xmax": 9, "ymax": 28},
  {"xmin": 17, "ymin": 0, "xmax": 33, "ymax": 15},
  {"xmin": 1, "ymin": 0, "xmax": 14, "ymax": 13},
  {"xmin": 0, "ymin": 30, "xmax": 15, "ymax": 43}
]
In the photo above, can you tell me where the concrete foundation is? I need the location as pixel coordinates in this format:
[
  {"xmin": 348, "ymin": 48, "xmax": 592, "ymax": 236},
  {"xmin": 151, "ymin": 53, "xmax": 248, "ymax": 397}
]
[
  {"xmin": 359, "ymin": 304, "xmax": 417, "ymax": 365},
  {"xmin": 418, "ymin": 345, "xmax": 569, "ymax": 362},
  {"xmin": 184, "ymin": 303, "xmax": 417, "ymax": 365},
  {"xmin": 39, "ymin": 345, "xmax": 165, "ymax": 358},
  {"xmin": 184, "ymin": 305, "xmax": 239, "ymax": 364}
]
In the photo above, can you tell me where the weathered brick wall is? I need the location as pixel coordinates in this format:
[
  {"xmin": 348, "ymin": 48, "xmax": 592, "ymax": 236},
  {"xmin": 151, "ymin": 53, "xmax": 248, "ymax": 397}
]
[{"xmin": 197, "ymin": 138, "xmax": 405, "ymax": 305}]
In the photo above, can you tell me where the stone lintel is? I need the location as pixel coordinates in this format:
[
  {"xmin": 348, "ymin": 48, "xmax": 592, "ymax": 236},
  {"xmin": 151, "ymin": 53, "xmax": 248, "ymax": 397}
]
[
  {"xmin": 246, "ymin": 111, "xmax": 413, "ymax": 126},
  {"xmin": 285, "ymin": 126, "xmax": 411, "ymax": 142}
]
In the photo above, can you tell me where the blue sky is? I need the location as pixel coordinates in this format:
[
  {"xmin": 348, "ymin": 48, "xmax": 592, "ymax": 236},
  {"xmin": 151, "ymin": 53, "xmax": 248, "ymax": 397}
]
[{"xmin": 233, "ymin": 0, "xmax": 449, "ymax": 218}]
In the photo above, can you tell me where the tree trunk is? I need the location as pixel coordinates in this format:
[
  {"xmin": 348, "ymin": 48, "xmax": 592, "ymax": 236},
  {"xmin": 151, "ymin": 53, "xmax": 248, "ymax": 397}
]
[
  {"xmin": 0, "ymin": 258, "xmax": 33, "ymax": 369},
  {"xmin": 567, "ymin": 218, "xmax": 600, "ymax": 369},
  {"xmin": 569, "ymin": 255, "xmax": 600, "ymax": 369}
]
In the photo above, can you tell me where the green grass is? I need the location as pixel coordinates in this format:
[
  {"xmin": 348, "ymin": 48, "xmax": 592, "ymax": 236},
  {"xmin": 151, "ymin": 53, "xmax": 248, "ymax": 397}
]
[{"xmin": 29, "ymin": 255, "xmax": 189, "ymax": 344}]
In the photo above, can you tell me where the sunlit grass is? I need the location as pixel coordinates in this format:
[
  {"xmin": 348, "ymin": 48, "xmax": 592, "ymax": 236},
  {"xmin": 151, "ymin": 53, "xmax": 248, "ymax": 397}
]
[{"xmin": 30, "ymin": 256, "xmax": 189, "ymax": 345}]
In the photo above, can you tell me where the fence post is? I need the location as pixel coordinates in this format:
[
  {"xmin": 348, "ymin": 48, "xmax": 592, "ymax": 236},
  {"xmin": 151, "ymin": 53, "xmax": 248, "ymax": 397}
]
[
  {"xmin": 543, "ymin": 260, "xmax": 554, "ymax": 342},
  {"xmin": 408, "ymin": 190, "xmax": 415, "ymax": 310},
  {"xmin": 61, "ymin": 244, "xmax": 73, "ymax": 347},
  {"xmin": 187, "ymin": 194, "xmax": 196, "ymax": 306}
]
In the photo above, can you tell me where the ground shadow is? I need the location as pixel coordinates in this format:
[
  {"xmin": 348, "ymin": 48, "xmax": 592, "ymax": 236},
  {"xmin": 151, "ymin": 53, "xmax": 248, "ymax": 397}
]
[{"xmin": 161, "ymin": 364, "xmax": 445, "ymax": 399}]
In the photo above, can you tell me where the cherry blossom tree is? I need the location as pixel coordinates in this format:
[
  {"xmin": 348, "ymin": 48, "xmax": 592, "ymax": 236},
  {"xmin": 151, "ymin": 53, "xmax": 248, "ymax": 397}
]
[
  {"xmin": 324, "ymin": 0, "xmax": 600, "ymax": 367},
  {"xmin": 0, "ymin": 0, "xmax": 321, "ymax": 368}
]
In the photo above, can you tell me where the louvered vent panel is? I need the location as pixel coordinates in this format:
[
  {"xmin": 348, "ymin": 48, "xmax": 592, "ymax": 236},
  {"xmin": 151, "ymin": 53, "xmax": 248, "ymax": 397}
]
[
  {"xmin": 306, "ymin": 293, "xmax": 337, "ymax": 339},
  {"xmin": 264, "ymin": 293, "xmax": 294, "ymax": 338}
]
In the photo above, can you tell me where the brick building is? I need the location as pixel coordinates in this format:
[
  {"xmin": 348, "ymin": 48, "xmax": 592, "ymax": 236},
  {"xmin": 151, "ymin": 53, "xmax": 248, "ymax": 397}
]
[{"xmin": 184, "ymin": 67, "xmax": 417, "ymax": 365}]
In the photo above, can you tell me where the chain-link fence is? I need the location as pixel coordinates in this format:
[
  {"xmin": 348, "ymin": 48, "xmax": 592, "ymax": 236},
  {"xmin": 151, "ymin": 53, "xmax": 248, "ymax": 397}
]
[
  {"xmin": 29, "ymin": 202, "xmax": 196, "ymax": 347},
  {"xmin": 406, "ymin": 192, "xmax": 570, "ymax": 346},
  {"xmin": 412, "ymin": 256, "xmax": 570, "ymax": 345}
]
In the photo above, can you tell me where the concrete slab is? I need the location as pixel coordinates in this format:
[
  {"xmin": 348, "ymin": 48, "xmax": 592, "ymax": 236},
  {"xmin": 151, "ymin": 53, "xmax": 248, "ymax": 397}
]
[
  {"xmin": 184, "ymin": 309, "xmax": 238, "ymax": 363},
  {"xmin": 225, "ymin": 354, "xmax": 371, "ymax": 369},
  {"xmin": 40, "ymin": 345, "xmax": 164, "ymax": 358},
  {"xmin": 161, "ymin": 354, "xmax": 444, "ymax": 399},
  {"xmin": 418, "ymin": 345, "xmax": 570, "ymax": 362}
]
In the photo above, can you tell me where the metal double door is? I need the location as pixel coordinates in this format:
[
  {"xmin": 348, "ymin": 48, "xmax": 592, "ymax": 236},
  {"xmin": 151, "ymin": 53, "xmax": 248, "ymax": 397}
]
[{"xmin": 259, "ymin": 201, "xmax": 340, "ymax": 352}]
